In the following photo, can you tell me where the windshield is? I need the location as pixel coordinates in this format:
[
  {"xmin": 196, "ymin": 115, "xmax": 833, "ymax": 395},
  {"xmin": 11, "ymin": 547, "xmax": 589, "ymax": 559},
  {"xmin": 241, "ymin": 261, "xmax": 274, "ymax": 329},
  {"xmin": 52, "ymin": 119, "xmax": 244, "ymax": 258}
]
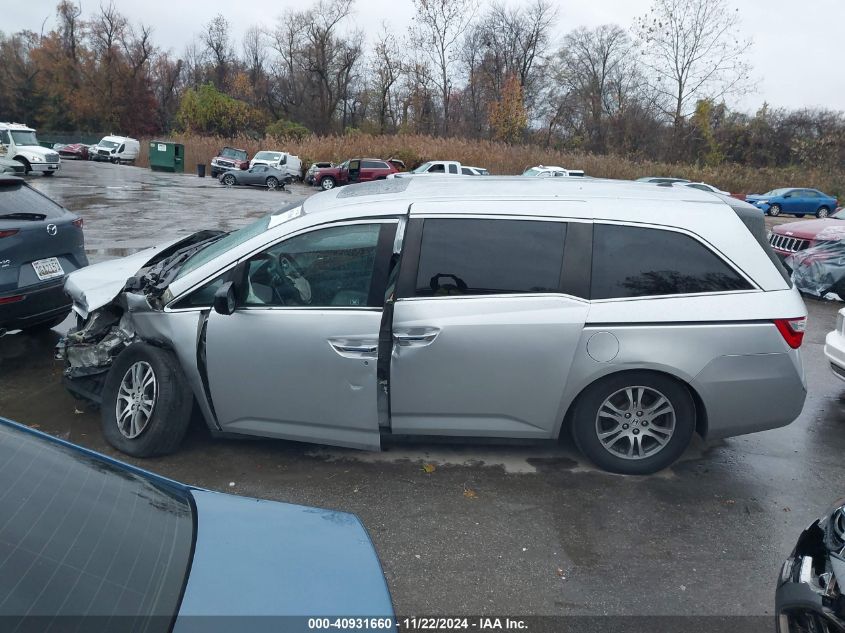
[
  {"xmin": 411, "ymin": 162, "xmax": 433, "ymax": 174},
  {"xmin": 523, "ymin": 168, "xmax": 543, "ymax": 176},
  {"xmin": 221, "ymin": 147, "xmax": 247, "ymax": 160},
  {"xmin": 176, "ymin": 205, "xmax": 304, "ymax": 279},
  {"xmin": 832, "ymin": 208, "xmax": 845, "ymax": 220},
  {"xmin": 0, "ymin": 420, "xmax": 193, "ymax": 625},
  {"xmin": 10, "ymin": 130, "xmax": 39, "ymax": 146},
  {"xmin": 255, "ymin": 151, "xmax": 282, "ymax": 161},
  {"xmin": 763, "ymin": 188, "xmax": 790, "ymax": 197},
  {"xmin": 99, "ymin": 140, "xmax": 120, "ymax": 149}
]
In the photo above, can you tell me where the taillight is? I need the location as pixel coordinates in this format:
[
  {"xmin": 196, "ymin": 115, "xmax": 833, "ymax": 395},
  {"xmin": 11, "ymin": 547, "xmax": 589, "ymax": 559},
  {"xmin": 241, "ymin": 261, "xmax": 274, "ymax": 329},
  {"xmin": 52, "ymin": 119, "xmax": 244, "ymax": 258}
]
[
  {"xmin": 0, "ymin": 295, "xmax": 24, "ymax": 304},
  {"xmin": 72, "ymin": 217, "xmax": 83, "ymax": 228},
  {"xmin": 774, "ymin": 317, "xmax": 806, "ymax": 349},
  {"xmin": 0, "ymin": 229, "xmax": 19, "ymax": 238}
]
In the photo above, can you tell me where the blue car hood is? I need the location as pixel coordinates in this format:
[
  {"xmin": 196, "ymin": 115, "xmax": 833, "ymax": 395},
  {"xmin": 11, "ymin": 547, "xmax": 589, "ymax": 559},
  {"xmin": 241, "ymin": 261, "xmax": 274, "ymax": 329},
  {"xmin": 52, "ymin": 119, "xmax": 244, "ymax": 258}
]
[{"xmin": 173, "ymin": 489, "xmax": 394, "ymax": 633}]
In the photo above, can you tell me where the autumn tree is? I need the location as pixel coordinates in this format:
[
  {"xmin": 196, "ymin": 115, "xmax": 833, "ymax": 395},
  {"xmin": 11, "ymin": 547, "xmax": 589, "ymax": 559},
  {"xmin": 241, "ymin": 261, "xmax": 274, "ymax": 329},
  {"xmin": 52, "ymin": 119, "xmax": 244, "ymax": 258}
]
[
  {"xmin": 489, "ymin": 75, "xmax": 527, "ymax": 144},
  {"xmin": 177, "ymin": 83, "xmax": 265, "ymax": 136}
]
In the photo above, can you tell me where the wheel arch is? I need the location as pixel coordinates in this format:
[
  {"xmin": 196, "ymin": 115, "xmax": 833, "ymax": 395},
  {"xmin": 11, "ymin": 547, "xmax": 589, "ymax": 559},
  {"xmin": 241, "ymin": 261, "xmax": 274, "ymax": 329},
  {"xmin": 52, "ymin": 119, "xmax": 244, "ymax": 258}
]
[{"xmin": 558, "ymin": 367, "xmax": 708, "ymax": 440}]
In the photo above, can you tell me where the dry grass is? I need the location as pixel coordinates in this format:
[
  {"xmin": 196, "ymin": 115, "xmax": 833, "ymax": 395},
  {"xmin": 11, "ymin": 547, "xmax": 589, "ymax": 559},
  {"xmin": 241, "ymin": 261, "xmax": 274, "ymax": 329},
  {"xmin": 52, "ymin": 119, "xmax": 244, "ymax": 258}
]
[{"xmin": 137, "ymin": 133, "xmax": 845, "ymax": 197}]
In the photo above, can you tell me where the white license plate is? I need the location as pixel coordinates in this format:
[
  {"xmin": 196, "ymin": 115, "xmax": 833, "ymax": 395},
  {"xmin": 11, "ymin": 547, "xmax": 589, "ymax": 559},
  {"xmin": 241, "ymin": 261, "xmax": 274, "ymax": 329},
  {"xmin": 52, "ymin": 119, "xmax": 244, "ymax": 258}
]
[{"xmin": 32, "ymin": 257, "xmax": 64, "ymax": 281}]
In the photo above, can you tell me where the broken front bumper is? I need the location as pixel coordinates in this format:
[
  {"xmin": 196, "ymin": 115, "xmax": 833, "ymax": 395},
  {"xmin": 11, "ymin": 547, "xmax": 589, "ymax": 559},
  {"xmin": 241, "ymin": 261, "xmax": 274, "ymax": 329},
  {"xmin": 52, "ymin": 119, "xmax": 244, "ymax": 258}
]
[{"xmin": 776, "ymin": 519, "xmax": 845, "ymax": 632}]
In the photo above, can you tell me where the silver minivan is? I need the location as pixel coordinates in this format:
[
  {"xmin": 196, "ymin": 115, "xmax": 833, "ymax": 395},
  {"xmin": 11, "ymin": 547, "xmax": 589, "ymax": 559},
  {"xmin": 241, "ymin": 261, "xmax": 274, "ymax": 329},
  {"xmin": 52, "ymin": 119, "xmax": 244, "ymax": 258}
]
[{"xmin": 59, "ymin": 177, "xmax": 807, "ymax": 474}]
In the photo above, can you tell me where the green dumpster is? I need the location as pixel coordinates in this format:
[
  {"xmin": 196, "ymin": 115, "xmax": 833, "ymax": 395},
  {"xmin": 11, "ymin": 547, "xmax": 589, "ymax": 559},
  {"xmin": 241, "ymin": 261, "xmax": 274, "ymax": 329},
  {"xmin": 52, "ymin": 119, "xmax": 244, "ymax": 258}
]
[{"xmin": 149, "ymin": 141, "xmax": 185, "ymax": 173}]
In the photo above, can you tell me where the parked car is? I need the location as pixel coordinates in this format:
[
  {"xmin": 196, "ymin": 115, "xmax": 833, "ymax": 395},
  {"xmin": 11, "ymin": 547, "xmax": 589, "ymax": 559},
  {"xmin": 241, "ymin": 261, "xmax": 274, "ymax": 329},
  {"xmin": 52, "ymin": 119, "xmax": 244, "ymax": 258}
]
[
  {"xmin": 775, "ymin": 497, "xmax": 845, "ymax": 632},
  {"xmin": 0, "ymin": 122, "xmax": 61, "ymax": 176},
  {"xmin": 523, "ymin": 165, "xmax": 585, "ymax": 177},
  {"xmin": 210, "ymin": 146, "xmax": 250, "ymax": 178},
  {"xmin": 250, "ymin": 150, "xmax": 302, "ymax": 181},
  {"xmin": 462, "ymin": 166, "xmax": 490, "ymax": 176},
  {"xmin": 0, "ymin": 156, "xmax": 25, "ymax": 175},
  {"xmin": 402, "ymin": 160, "xmax": 464, "ymax": 176},
  {"xmin": 746, "ymin": 188, "xmax": 839, "ymax": 218},
  {"xmin": 313, "ymin": 158, "xmax": 399, "ymax": 190},
  {"xmin": 305, "ymin": 161, "xmax": 334, "ymax": 185},
  {"xmin": 56, "ymin": 142, "xmax": 90, "ymax": 160},
  {"xmin": 768, "ymin": 208, "xmax": 845, "ymax": 258},
  {"xmin": 682, "ymin": 182, "xmax": 730, "ymax": 195},
  {"xmin": 825, "ymin": 307, "xmax": 845, "ymax": 381},
  {"xmin": 90, "ymin": 135, "xmax": 140, "ymax": 164},
  {"xmin": 219, "ymin": 164, "xmax": 292, "ymax": 190},
  {"xmin": 58, "ymin": 178, "xmax": 805, "ymax": 475},
  {"xmin": 636, "ymin": 177, "xmax": 690, "ymax": 185},
  {"xmin": 0, "ymin": 415, "xmax": 395, "ymax": 629},
  {"xmin": 0, "ymin": 176, "xmax": 87, "ymax": 334}
]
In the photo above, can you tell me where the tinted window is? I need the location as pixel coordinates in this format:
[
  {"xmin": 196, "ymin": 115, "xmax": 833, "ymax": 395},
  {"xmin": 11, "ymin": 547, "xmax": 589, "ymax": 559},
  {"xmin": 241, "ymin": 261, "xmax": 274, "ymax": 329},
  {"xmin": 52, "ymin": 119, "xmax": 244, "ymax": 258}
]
[
  {"xmin": 428, "ymin": 164, "xmax": 445, "ymax": 173},
  {"xmin": 591, "ymin": 224, "xmax": 751, "ymax": 299},
  {"xmin": 242, "ymin": 223, "xmax": 381, "ymax": 307},
  {"xmin": 0, "ymin": 422, "xmax": 193, "ymax": 625},
  {"xmin": 0, "ymin": 183, "xmax": 67, "ymax": 219},
  {"xmin": 362, "ymin": 160, "xmax": 387, "ymax": 169},
  {"xmin": 461, "ymin": 167, "xmax": 472, "ymax": 175},
  {"xmin": 448, "ymin": 164, "xmax": 458, "ymax": 174},
  {"xmin": 415, "ymin": 219, "xmax": 566, "ymax": 297}
]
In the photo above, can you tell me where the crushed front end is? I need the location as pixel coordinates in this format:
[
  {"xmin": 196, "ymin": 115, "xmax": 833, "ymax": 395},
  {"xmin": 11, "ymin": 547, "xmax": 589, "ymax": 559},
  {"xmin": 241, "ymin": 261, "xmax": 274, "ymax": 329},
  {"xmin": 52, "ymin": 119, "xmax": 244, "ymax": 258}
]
[{"xmin": 776, "ymin": 501, "xmax": 845, "ymax": 632}]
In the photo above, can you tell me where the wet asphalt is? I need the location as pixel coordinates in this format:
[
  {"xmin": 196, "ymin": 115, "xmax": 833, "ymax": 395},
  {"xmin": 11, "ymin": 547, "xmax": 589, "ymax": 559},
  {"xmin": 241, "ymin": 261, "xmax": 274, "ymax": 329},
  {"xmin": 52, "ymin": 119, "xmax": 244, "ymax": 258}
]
[{"xmin": 1, "ymin": 161, "xmax": 844, "ymax": 622}]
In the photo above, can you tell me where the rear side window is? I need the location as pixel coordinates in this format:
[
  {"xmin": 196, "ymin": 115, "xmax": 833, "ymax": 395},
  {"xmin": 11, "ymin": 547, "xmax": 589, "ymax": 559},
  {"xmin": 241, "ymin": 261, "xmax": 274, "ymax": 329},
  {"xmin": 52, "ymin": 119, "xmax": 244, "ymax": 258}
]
[
  {"xmin": 415, "ymin": 218, "xmax": 566, "ymax": 296},
  {"xmin": 362, "ymin": 160, "xmax": 388, "ymax": 169},
  {"xmin": 0, "ymin": 183, "xmax": 66, "ymax": 219},
  {"xmin": 591, "ymin": 224, "xmax": 751, "ymax": 299}
]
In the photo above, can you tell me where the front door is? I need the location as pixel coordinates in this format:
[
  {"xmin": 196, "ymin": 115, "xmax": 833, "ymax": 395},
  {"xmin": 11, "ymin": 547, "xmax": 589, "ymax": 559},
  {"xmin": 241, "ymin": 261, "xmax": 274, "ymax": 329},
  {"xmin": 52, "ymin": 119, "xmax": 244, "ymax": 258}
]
[
  {"xmin": 348, "ymin": 159, "xmax": 361, "ymax": 183},
  {"xmin": 204, "ymin": 220, "xmax": 397, "ymax": 449},
  {"xmin": 389, "ymin": 206, "xmax": 590, "ymax": 439}
]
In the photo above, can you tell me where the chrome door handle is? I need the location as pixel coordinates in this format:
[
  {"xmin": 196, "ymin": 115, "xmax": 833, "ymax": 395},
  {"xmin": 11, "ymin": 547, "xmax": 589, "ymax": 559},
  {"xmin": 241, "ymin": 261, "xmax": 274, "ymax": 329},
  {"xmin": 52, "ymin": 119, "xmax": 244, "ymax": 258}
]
[
  {"xmin": 393, "ymin": 328, "xmax": 440, "ymax": 347},
  {"xmin": 328, "ymin": 337, "xmax": 378, "ymax": 359}
]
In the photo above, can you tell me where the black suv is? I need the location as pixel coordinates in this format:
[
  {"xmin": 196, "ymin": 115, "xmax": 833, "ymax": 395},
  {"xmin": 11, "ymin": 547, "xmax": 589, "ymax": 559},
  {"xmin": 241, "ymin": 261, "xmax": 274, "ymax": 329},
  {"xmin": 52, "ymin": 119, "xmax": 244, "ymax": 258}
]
[{"xmin": 0, "ymin": 177, "xmax": 88, "ymax": 333}]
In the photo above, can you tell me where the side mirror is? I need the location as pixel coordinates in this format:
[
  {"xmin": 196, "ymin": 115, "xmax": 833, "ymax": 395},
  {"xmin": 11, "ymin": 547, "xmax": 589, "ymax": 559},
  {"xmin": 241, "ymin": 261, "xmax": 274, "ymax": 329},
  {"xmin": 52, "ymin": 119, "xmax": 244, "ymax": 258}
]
[{"xmin": 213, "ymin": 281, "xmax": 236, "ymax": 316}]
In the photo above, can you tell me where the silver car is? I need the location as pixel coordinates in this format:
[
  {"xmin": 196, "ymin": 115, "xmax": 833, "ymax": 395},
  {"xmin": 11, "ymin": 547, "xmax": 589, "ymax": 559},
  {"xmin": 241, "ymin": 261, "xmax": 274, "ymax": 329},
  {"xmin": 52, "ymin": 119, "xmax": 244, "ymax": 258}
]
[{"xmin": 59, "ymin": 177, "xmax": 807, "ymax": 475}]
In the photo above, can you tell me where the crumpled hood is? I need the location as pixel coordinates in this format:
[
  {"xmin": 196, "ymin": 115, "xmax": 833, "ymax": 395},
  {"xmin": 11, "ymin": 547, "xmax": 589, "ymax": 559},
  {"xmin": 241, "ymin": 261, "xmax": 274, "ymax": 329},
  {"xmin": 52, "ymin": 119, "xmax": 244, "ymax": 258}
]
[
  {"xmin": 173, "ymin": 490, "xmax": 394, "ymax": 633},
  {"xmin": 64, "ymin": 236, "xmax": 186, "ymax": 318}
]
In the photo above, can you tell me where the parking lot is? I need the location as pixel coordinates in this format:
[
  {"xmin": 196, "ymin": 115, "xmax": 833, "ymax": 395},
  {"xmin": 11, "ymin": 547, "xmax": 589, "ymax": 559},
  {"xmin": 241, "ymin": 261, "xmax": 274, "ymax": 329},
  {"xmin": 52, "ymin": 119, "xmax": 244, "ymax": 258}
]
[{"xmin": 2, "ymin": 160, "xmax": 844, "ymax": 624}]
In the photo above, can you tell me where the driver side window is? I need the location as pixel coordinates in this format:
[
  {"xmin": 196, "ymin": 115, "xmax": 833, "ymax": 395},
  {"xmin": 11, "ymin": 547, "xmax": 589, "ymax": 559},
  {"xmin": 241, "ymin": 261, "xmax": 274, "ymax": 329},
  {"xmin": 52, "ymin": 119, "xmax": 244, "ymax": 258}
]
[{"xmin": 240, "ymin": 223, "xmax": 383, "ymax": 308}]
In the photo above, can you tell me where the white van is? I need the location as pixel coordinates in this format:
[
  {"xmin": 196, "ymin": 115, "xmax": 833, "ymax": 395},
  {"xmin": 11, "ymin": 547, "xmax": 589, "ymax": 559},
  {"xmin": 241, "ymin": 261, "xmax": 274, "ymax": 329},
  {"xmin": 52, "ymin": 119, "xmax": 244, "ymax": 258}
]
[
  {"xmin": 0, "ymin": 122, "xmax": 61, "ymax": 176},
  {"xmin": 91, "ymin": 136, "xmax": 140, "ymax": 164},
  {"xmin": 249, "ymin": 151, "xmax": 302, "ymax": 180}
]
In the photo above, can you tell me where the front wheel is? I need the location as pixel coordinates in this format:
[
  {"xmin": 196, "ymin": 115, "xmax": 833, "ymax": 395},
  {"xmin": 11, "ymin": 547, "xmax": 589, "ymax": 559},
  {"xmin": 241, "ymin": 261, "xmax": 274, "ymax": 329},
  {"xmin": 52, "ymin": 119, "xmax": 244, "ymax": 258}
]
[
  {"xmin": 817, "ymin": 206, "xmax": 831, "ymax": 218},
  {"xmin": 768, "ymin": 204, "xmax": 782, "ymax": 217},
  {"xmin": 320, "ymin": 176, "xmax": 336, "ymax": 190},
  {"xmin": 222, "ymin": 174, "xmax": 236, "ymax": 186},
  {"xmin": 42, "ymin": 171, "xmax": 55, "ymax": 177},
  {"xmin": 101, "ymin": 343, "xmax": 193, "ymax": 457},
  {"xmin": 266, "ymin": 176, "xmax": 279, "ymax": 190},
  {"xmin": 570, "ymin": 372, "xmax": 696, "ymax": 475}
]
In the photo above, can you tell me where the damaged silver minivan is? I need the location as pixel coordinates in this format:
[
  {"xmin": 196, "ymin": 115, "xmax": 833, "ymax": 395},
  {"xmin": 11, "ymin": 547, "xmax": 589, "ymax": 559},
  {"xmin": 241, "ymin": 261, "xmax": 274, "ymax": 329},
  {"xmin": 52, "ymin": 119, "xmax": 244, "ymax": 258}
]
[{"xmin": 58, "ymin": 177, "xmax": 808, "ymax": 475}]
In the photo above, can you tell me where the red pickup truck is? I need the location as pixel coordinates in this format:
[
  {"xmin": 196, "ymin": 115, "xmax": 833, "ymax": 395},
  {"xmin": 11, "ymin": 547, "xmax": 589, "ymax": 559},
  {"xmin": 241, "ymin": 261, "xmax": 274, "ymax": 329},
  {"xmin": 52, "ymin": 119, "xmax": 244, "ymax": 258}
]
[{"xmin": 313, "ymin": 158, "xmax": 400, "ymax": 190}]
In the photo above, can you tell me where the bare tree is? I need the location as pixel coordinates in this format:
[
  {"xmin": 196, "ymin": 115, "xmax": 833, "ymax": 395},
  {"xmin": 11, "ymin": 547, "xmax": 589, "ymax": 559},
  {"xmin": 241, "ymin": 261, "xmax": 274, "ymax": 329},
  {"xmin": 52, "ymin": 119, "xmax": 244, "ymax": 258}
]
[
  {"xmin": 370, "ymin": 24, "xmax": 405, "ymax": 133},
  {"xmin": 56, "ymin": 0, "xmax": 83, "ymax": 61},
  {"xmin": 635, "ymin": 0, "xmax": 752, "ymax": 153},
  {"xmin": 409, "ymin": 0, "xmax": 476, "ymax": 135},
  {"xmin": 202, "ymin": 14, "xmax": 232, "ymax": 89}
]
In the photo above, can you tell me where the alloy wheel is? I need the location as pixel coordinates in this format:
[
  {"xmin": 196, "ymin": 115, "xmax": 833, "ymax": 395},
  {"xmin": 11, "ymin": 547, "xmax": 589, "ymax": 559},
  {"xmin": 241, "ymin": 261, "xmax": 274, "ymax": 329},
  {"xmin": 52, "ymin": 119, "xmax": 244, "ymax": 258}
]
[
  {"xmin": 595, "ymin": 386, "xmax": 676, "ymax": 460},
  {"xmin": 115, "ymin": 361, "xmax": 157, "ymax": 439}
]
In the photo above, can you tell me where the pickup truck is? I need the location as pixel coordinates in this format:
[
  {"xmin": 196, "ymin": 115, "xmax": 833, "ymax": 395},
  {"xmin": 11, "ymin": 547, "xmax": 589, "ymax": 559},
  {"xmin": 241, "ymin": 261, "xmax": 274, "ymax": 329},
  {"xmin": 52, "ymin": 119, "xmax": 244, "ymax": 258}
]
[
  {"xmin": 392, "ymin": 161, "xmax": 488, "ymax": 177},
  {"xmin": 313, "ymin": 158, "xmax": 399, "ymax": 190},
  {"xmin": 210, "ymin": 147, "xmax": 250, "ymax": 178}
]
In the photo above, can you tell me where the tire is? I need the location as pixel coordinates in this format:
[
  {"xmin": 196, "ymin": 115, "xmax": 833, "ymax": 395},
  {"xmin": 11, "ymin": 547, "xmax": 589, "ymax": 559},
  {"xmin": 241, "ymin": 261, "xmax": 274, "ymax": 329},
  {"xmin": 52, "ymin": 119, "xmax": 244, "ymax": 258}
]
[
  {"xmin": 42, "ymin": 171, "xmax": 54, "ymax": 177},
  {"xmin": 16, "ymin": 157, "xmax": 32, "ymax": 174},
  {"xmin": 817, "ymin": 206, "xmax": 831, "ymax": 218},
  {"xmin": 266, "ymin": 176, "xmax": 279, "ymax": 190},
  {"xmin": 222, "ymin": 174, "xmax": 236, "ymax": 186},
  {"xmin": 570, "ymin": 371, "xmax": 696, "ymax": 475},
  {"xmin": 320, "ymin": 176, "xmax": 336, "ymax": 191},
  {"xmin": 100, "ymin": 342, "xmax": 193, "ymax": 457},
  {"xmin": 768, "ymin": 204, "xmax": 782, "ymax": 217}
]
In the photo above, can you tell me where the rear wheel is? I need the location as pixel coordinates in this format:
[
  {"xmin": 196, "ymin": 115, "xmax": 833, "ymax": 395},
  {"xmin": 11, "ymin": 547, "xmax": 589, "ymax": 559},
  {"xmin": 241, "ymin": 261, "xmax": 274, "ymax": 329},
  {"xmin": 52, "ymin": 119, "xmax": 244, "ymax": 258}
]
[
  {"xmin": 571, "ymin": 371, "xmax": 696, "ymax": 475},
  {"xmin": 266, "ymin": 176, "xmax": 279, "ymax": 190},
  {"xmin": 101, "ymin": 343, "xmax": 193, "ymax": 457},
  {"xmin": 320, "ymin": 176, "xmax": 336, "ymax": 191},
  {"xmin": 768, "ymin": 204, "xmax": 782, "ymax": 217},
  {"xmin": 817, "ymin": 206, "xmax": 831, "ymax": 218}
]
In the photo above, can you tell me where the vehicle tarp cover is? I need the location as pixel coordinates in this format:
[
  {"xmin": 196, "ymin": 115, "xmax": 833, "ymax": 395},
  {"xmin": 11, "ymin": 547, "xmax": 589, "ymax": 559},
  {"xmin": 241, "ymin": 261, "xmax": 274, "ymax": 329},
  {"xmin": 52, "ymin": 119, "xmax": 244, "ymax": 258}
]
[{"xmin": 785, "ymin": 227, "xmax": 845, "ymax": 299}]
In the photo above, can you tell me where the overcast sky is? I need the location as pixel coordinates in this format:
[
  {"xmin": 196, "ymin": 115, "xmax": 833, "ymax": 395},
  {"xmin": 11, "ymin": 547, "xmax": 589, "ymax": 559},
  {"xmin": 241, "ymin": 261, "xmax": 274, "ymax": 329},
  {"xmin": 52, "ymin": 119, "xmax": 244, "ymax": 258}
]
[{"xmin": 5, "ymin": 0, "xmax": 842, "ymax": 113}]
